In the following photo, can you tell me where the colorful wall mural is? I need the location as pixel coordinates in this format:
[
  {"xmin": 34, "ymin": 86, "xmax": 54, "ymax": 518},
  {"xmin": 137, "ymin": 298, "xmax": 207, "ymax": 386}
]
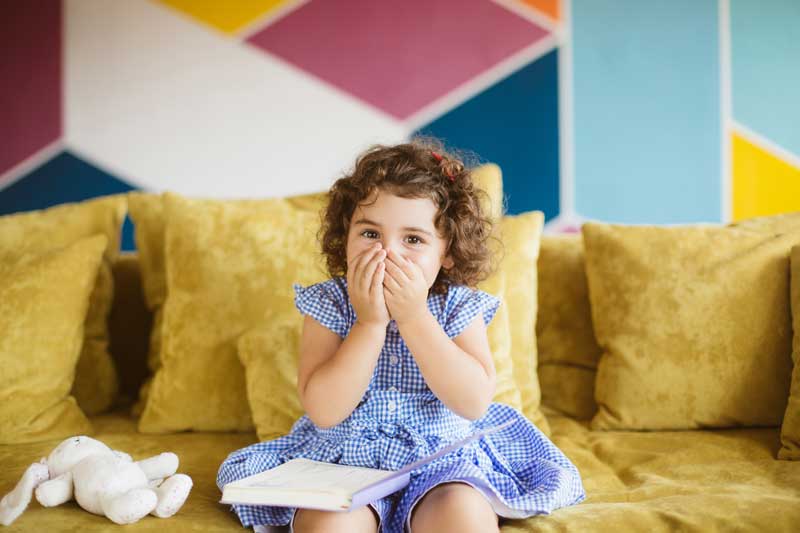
[{"xmin": 1, "ymin": 0, "xmax": 798, "ymax": 251}]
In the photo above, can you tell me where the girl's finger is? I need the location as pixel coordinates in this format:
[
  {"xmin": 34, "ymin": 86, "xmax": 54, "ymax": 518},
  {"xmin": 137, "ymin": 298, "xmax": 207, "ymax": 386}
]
[
  {"xmin": 386, "ymin": 250, "xmax": 414, "ymax": 280},
  {"xmin": 362, "ymin": 250, "xmax": 385, "ymax": 290},
  {"xmin": 383, "ymin": 270, "xmax": 402, "ymax": 293},
  {"xmin": 352, "ymin": 245, "xmax": 380, "ymax": 286},
  {"xmin": 370, "ymin": 261, "xmax": 385, "ymax": 295},
  {"xmin": 383, "ymin": 258, "xmax": 408, "ymax": 284}
]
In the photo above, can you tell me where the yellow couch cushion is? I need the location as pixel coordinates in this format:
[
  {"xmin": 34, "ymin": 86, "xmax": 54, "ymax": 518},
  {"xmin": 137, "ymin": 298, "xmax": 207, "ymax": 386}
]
[
  {"xmin": 536, "ymin": 234, "xmax": 602, "ymax": 420},
  {"xmin": 0, "ymin": 235, "xmax": 108, "ymax": 444},
  {"xmin": 526, "ymin": 407, "xmax": 800, "ymax": 532},
  {"xmin": 583, "ymin": 222, "xmax": 797, "ymax": 431},
  {"xmin": 237, "ymin": 320, "xmax": 303, "ymax": 442},
  {"xmin": 728, "ymin": 211, "xmax": 800, "ymax": 460},
  {"xmin": 783, "ymin": 246, "xmax": 800, "ymax": 460},
  {"xmin": 0, "ymin": 196, "xmax": 127, "ymax": 415},
  {"xmin": 137, "ymin": 192, "xmax": 327, "ymax": 433},
  {"xmin": 494, "ymin": 211, "xmax": 549, "ymax": 432}
]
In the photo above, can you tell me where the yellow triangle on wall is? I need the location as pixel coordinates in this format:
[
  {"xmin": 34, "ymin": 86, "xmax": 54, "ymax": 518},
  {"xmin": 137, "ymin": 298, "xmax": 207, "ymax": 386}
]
[
  {"xmin": 159, "ymin": 0, "xmax": 288, "ymax": 34},
  {"xmin": 732, "ymin": 132, "xmax": 800, "ymax": 221}
]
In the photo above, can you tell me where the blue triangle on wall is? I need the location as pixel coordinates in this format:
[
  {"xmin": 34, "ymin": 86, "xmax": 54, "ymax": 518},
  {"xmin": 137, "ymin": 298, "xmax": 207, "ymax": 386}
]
[
  {"xmin": 415, "ymin": 49, "xmax": 560, "ymax": 220},
  {"xmin": 0, "ymin": 150, "xmax": 139, "ymax": 251}
]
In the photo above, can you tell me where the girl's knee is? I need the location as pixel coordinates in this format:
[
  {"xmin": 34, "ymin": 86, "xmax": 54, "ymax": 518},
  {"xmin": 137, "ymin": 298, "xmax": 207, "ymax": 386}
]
[
  {"xmin": 293, "ymin": 506, "xmax": 378, "ymax": 533},
  {"xmin": 409, "ymin": 483, "xmax": 499, "ymax": 533}
]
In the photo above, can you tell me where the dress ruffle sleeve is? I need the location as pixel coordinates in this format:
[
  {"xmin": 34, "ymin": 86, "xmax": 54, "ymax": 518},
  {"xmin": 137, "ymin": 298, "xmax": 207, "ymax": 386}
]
[
  {"xmin": 443, "ymin": 286, "xmax": 501, "ymax": 338},
  {"xmin": 293, "ymin": 279, "xmax": 349, "ymax": 338}
]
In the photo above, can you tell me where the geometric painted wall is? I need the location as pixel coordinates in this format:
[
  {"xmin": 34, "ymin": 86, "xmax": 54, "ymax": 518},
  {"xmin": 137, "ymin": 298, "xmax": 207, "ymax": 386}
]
[
  {"xmin": 572, "ymin": 0, "xmax": 722, "ymax": 224},
  {"xmin": 729, "ymin": 0, "xmax": 800, "ymax": 221},
  {"xmin": 1, "ymin": 0, "xmax": 798, "ymax": 252}
]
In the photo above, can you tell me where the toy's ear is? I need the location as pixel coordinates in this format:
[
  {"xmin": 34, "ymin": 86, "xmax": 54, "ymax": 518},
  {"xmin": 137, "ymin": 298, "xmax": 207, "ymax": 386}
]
[{"xmin": 0, "ymin": 460, "xmax": 50, "ymax": 526}]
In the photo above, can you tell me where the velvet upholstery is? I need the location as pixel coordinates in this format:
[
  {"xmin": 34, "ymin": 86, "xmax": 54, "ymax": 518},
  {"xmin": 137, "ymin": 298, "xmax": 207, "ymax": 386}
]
[
  {"xmin": 0, "ymin": 236, "xmax": 107, "ymax": 443},
  {"xmin": 495, "ymin": 212, "xmax": 548, "ymax": 432},
  {"xmin": 0, "ymin": 196, "xmax": 127, "ymax": 415},
  {"xmin": 2, "ymin": 405, "xmax": 799, "ymax": 531},
  {"xmin": 138, "ymin": 192, "xmax": 326, "ymax": 433},
  {"xmin": 727, "ymin": 211, "xmax": 800, "ymax": 460},
  {"xmin": 782, "ymin": 246, "xmax": 800, "ymax": 460},
  {"xmin": 536, "ymin": 234, "xmax": 601, "ymax": 420},
  {"xmin": 583, "ymin": 222, "xmax": 798, "ymax": 431}
]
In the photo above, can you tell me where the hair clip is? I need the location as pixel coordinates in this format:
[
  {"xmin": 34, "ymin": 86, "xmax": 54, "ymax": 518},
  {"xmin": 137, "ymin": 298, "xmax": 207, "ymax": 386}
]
[{"xmin": 430, "ymin": 151, "xmax": 455, "ymax": 182}]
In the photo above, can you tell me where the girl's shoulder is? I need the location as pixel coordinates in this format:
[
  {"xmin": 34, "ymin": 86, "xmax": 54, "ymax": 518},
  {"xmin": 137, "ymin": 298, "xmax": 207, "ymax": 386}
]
[
  {"xmin": 293, "ymin": 277, "xmax": 349, "ymax": 303},
  {"xmin": 293, "ymin": 277, "xmax": 352, "ymax": 338},
  {"xmin": 437, "ymin": 283, "xmax": 501, "ymax": 338}
]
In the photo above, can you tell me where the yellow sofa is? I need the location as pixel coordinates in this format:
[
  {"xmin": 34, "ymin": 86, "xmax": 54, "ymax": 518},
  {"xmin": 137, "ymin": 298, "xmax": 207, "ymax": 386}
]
[{"xmin": 3, "ymin": 247, "xmax": 799, "ymax": 532}]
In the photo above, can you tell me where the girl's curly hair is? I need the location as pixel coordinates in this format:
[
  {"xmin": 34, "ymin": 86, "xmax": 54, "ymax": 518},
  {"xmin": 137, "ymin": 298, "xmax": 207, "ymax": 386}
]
[{"xmin": 319, "ymin": 136, "xmax": 497, "ymax": 294}]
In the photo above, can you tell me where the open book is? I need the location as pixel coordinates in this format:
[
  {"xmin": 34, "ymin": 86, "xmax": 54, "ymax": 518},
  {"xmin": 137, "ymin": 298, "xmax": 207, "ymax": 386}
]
[{"xmin": 220, "ymin": 419, "xmax": 514, "ymax": 512}]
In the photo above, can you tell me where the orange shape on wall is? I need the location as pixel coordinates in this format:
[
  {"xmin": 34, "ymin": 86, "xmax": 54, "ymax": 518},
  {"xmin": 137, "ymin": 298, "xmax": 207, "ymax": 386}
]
[{"xmin": 522, "ymin": 0, "xmax": 560, "ymax": 22}]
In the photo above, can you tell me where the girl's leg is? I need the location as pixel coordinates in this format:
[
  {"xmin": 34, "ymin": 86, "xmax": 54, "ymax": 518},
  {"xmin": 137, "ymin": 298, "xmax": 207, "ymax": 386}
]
[
  {"xmin": 292, "ymin": 505, "xmax": 379, "ymax": 533},
  {"xmin": 408, "ymin": 482, "xmax": 499, "ymax": 533}
]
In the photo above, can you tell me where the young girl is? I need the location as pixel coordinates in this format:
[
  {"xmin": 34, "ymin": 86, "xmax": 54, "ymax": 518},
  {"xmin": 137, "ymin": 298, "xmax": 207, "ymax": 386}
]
[{"xmin": 217, "ymin": 139, "xmax": 585, "ymax": 533}]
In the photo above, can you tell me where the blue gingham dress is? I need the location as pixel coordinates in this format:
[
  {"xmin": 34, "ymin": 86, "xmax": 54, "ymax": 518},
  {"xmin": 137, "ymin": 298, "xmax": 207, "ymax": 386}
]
[{"xmin": 217, "ymin": 277, "xmax": 585, "ymax": 532}]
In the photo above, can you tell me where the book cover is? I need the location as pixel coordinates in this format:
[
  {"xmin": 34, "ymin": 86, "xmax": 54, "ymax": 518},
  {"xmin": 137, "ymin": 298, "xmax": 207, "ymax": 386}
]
[{"xmin": 220, "ymin": 419, "xmax": 514, "ymax": 512}]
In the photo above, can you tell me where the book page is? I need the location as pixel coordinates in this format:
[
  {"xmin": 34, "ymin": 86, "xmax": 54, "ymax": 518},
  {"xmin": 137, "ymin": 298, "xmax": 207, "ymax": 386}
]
[
  {"xmin": 226, "ymin": 420, "xmax": 515, "ymax": 497},
  {"xmin": 231, "ymin": 459, "xmax": 394, "ymax": 494}
]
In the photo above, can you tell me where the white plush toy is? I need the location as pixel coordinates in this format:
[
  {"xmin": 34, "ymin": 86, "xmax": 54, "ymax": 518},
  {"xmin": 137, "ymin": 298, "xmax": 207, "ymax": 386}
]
[{"xmin": 0, "ymin": 436, "xmax": 193, "ymax": 526}]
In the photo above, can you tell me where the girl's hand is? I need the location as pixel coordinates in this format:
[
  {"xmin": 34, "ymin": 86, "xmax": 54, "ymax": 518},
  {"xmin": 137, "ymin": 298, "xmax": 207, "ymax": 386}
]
[
  {"xmin": 383, "ymin": 249, "xmax": 429, "ymax": 324},
  {"xmin": 347, "ymin": 243, "xmax": 390, "ymax": 328}
]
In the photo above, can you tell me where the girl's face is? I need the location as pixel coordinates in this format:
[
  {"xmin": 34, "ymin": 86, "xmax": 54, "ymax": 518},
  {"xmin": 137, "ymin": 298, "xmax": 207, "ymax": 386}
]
[{"xmin": 346, "ymin": 189, "xmax": 454, "ymax": 289}]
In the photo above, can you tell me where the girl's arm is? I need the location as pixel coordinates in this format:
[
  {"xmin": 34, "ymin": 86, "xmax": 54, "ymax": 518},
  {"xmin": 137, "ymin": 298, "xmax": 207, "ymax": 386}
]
[
  {"xmin": 298, "ymin": 243, "xmax": 390, "ymax": 429},
  {"xmin": 397, "ymin": 311, "xmax": 496, "ymax": 421},
  {"xmin": 297, "ymin": 316, "xmax": 386, "ymax": 429}
]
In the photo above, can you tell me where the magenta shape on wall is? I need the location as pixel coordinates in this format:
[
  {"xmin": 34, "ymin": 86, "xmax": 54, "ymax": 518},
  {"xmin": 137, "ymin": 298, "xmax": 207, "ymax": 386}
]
[
  {"xmin": 247, "ymin": 0, "xmax": 549, "ymax": 120},
  {"xmin": 0, "ymin": 0, "xmax": 61, "ymax": 180}
]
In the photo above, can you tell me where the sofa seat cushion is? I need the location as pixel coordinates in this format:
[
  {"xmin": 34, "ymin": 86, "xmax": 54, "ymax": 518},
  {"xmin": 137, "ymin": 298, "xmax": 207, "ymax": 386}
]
[
  {"xmin": 521, "ymin": 407, "xmax": 800, "ymax": 532},
  {"xmin": 2, "ymin": 409, "xmax": 799, "ymax": 531},
  {"xmin": 0, "ymin": 409, "xmax": 254, "ymax": 532}
]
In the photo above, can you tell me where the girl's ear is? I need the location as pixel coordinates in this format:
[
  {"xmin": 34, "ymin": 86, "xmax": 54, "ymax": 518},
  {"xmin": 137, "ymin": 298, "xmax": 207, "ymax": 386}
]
[{"xmin": 442, "ymin": 255, "xmax": 454, "ymax": 270}]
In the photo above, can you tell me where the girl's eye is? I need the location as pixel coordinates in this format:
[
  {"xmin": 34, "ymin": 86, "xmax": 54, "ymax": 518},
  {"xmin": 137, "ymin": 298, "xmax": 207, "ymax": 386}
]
[
  {"xmin": 360, "ymin": 230, "xmax": 379, "ymax": 239},
  {"xmin": 405, "ymin": 235, "xmax": 424, "ymax": 245}
]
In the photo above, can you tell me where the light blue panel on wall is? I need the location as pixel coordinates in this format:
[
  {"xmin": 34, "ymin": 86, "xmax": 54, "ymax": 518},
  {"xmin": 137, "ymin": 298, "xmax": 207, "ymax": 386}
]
[
  {"xmin": 572, "ymin": 0, "xmax": 721, "ymax": 223},
  {"xmin": 731, "ymin": 0, "xmax": 800, "ymax": 157}
]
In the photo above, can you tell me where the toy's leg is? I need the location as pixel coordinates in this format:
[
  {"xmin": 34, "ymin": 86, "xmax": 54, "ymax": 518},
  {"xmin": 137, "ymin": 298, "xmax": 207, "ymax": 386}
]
[
  {"xmin": 151, "ymin": 474, "xmax": 192, "ymax": 518},
  {"xmin": 101, "ymin": 488, "xmax": 158, "ymax": 525},
  {"xmin": 35, "ymin": 471, "xmax": 73, "ymax": 507},
  {"xmin": 0, "ymin": 460, "xmax": 49, "ymax": 526},
  {"xmin": 136, "ymin": 452, "xmax": 178, "ymax": 480}
]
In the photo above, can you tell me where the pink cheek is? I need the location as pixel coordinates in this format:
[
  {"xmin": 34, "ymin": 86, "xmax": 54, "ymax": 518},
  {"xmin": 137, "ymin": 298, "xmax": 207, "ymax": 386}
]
[{"xmin": 346, "ymin": 242, "xmax": 368, "ymax": 263}]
